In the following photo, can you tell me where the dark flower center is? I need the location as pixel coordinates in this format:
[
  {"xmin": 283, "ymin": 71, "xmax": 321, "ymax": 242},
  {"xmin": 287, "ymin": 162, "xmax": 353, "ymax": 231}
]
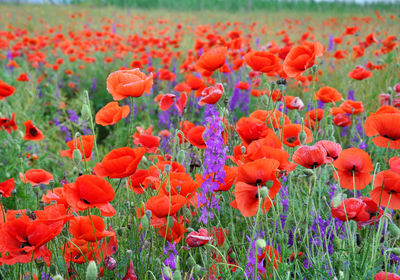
[
  {"xmin": 20, "ymin": 240, "xmax": 32, "ymax": 250},
  {"xmin": 311, "ymin": 162, "xmax": 319, "ymax": 169},
  {"xmin": 29, "ymin": 128, "xmax": 38, "ymax": 137},
  {"xmin": 286, "ymin": 136, "xmax": 297, "ymax": 143},
  {"xmin": 82, "ymin": 198, "xmax": 90, "ymax": 204}
]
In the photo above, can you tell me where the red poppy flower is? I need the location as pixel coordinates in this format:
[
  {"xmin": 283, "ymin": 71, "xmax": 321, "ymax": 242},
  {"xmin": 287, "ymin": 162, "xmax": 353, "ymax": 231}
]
[
  {"xmin": 315, "ymin": 86, "xmax": 342, "ymax": 104},
  {"xmin": 64, "ymin": 175, "xmax": 115, "ymax": 216},
  {"xmin": 17, "ymin": 73, "xmax": 29, "ymax": 82},
  {"xmin": 371, "ymin": 170, "xmax": 400, "ymax": 209},
  {"xmin": 374, "ymin": 272, "xmax": 400, "ymax": 280},
  {"xmin": 19, "ymin": 169, "xmax": 53, "ymax": 186},
  {"xmin": 187, "ymin": 125, "xmax": 206, "ymax": 149},
  {"xmin": 127, "ymin": 169, "xmax": 150, "ymax": 194},
  {"xmin": 41, "ymin": 187, "xmax": 69, "ymax": 208},
  {"xmin": 106, "ymin": 68, "xmax": 153, "ymax": 100},
  {"xmin": 250, "ymin": 110, "xmax": 291, "ymax": 129},
  {"xmin": 64, "ymin": 238, "xmax": 103, "ymax": 264},
  {"xmin": 348, "ymin": 66, "xmax": 372, "ymax": 80},
  {"xmin": 23, "ymin": 120, "xmax": 44, "ymax": 141},
  {"xmin": 292, "ymin": 145, "xmax": 327, "ymax": 169},
  {"xmin": 258, "ymin": 246, "xmax": 281, "ymax": 271},
  {"xmin": 281, "ymin": 124, "xmax": 312, "ymax": 147},
  {"xmin": 0, "ymin": 216, "xmax": 63, "ymax": 266},
  {"xmin": 0, "ymin": 80, "xmax": 15, "ymax": 100},
  {"xmin": 284, "ymin": 96, "xmax": 305, "ymax": 110},
  {"xmin": 69, "ymin": 215, "xmax": 114, "ymax": 242},
  {"xmin": 95, "ymin": 102, "xmax": 130, "ymax": 126},
  {"xmin": 199, "ymin": 83, "xmax": 224, "ymax": 106},
  {"xmin": 314, "ymin": 140, "xmax": 342, "ymax": 161},
  {"xmin": 196, "ymin": 46, "xmax": 227, "ymax": 72},
  {"xmin": 133, "ymin": 126, "xmax": 160, "ymax": 153},
  {"xmin": 137, "ymin": 195, "xmax": 187, "ymax": 227},
  {"xmin": 304, "ymin": 109, "xmax": 324, "ymax": 129},
  {"xmin": 232, "ymin": 159, "xmax": 281, "ymax": 217},
  {"xmin": 390, "ymin": 157, "xmax": 400, "ymax": 174},
  {"xmin": 340, "ymin": 100, "xmax": 364, "ymax": 115},
  {"xmin": 0, "ymin": 113, "xmax": 18, "ymax": 133},
  {"xmin": 94, "ymin": 147, "xmax": 145, "ymax": 178},
  {"xmin": 365, "ymin": 113, "xmax": 400, "ymax": 149},
  {"xmin": 60, "ymin": 135, "xmax": 95, "ymax": 162},
  {"xmin": 283, "ymin": 41, "xmax": 324, "ymax": 77},
  {"xmin": 333, "ymin": 148, "xmax": 373, "ymax": 190},
  {"xmin": 160, "ymin": 172, "xmax": 199, "ymax": 205},
  {"xmin": 186, "ymin": 229, "xmax": 213, "ymax": 248},
  {"xmin": 157, "ymin": 221, "xmax": 185, "ymax": 243},
  {"xmin": 122, "ymin": 260, "xmax": 138, "ymax": 280},
  {"xmin": 244, "ymin": 51, "xmax": 281, "ymax": 76},
  {"xmin": 0, "ymin": 178, "xmax": 14, "ymax": 198},
  {"xmin": 236, "ymin": 117, "xmax": 270, "ymax": 146},
  {"xmin": 331, "ymin": 197, "xmax": 383, "ymax": 227},
  {"xmin": 196, "ymin": 166, "xmax": 238, "ymax": 192}
]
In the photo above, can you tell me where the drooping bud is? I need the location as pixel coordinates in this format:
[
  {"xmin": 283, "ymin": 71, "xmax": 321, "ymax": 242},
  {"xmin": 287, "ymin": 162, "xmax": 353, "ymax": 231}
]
[
  {"xmin": 389, "ymin": 221, "xmax": 400, "ymax": 238},
  {"xmin": 177, "ymin": 150, "xmax": 185, "ymax": 163},
  {"xmin": 141, "ymin": 215, "xmax": 149, "ymax": 231}
]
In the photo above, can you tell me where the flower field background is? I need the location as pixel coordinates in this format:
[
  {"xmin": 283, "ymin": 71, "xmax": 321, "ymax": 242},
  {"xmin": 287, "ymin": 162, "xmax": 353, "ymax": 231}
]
[{"xmin": 1, "ymin": 2, "xmax": 400, "ymax": 280}]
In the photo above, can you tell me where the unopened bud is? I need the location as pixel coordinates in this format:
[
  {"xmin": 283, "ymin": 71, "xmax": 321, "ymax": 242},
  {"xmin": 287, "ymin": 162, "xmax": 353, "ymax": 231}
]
[
  {"xmin": 240, "ymin": 146, "xmax": 246, "ymax": 155},
  {"xmin": 327, "ymin": 124, "xmax": 335, "ymax": 138},
  {"xmin": 86, "ymin": 261, "xmax": 97, "ymax": 280},
  {"xmin": 81, "ymin": 104, "xmax": 91, "ymax": 121},
  {"xmin": 141, "ymin": 215, "xmax": 149, "ymax": 231},
  {"xmin": 177, "ymin": 150, "xmax": 185, "ymax": 163},
  {"xmin": 173, "ymin": 270, "xmax": 182, "ymax": 280},
  {"xmin": 167, "ymin": 216, "xmax": 174, "ymax": 229},
  {"xmin": 311, "ymin": 64, "xmax": 318, "ymax": 74},
  {"xmin": 299, "ymin": 129, "xmax": 307, "ymax": 145},
  {"xmin": 256, "ymin": 238, "xmax": 267, "ymax": 249},
  {"xmin": 104, "ymin": 256, "xmax": 116, "ymax": 270},
  {"xmin": 73, "ymin": 149, "xmax": 82, "ymax": 164},
  {"xmin": 259, "ymin": 187, "xmax": 269, "ymax": 199},
  {"xmin": 389, "ymin": 221, "xmax": 400, "ymax": 238},
  {"xmin": 52, "ymin": 275, "xmax": 63, "ymax": 280},
  {"xmin": 302, "ymin": 169, "xmax": 314, "ymax": 176},
  {"xmin": 163, "ymin": 266, "xmax": 173, "ymax": 279},
  {"xmin": 164, "ymin": 164, "xmax": 171, "ymax": 173}
]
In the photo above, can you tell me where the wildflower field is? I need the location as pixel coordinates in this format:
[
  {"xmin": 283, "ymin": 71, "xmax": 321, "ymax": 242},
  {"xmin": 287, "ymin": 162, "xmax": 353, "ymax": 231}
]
[{"xmin": 2, "ymin": 2, "xmax": 400, "ymax": 279}]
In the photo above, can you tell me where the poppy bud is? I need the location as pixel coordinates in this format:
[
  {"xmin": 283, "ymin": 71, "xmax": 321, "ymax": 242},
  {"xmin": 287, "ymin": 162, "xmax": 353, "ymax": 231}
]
[
  {"xmin": 52, "ymin": 275, "xmax": 63, "ymax": 280},
  {"xmin": 164, "ymin": 164, "xmax": 171, "ymax": 173},
  {"xmin": 302, "ymin": 169, "xmax": 314, "ymax": 176},
  {"xmin": 311, "ymin": 64, "xmax": 318, "ymax": 74},
  {"xmin": 256, "ymin": 238, "xmax": 267, "ymax": 249},
  {"xmin": 194, "ymin": 264, "xmax": 202, "ymax": 274},
  {"xmin": 141, "ymin": 215, "xmax": 149, "ymax": 231},
  {"xmin": 270, "ymin": 81, "xmax": 277, "ymax": 91},
  {"xmin": 188, "ymin": 256, "xmax": 196, "ymax": 266},
  {"xmin": 81, "ymin": 104, "xmax": 91, "ymax": 121},
  {"xmin": 259, "ymin": 187, "xmax": 269, "ymax": 199},
  {"xmin": 326, "ymin": 124, "xmax": 335, "ymax": 138},
  {"xmin": 104, "ymin": 256, "xmax": 116, "ymax": 270},
  {"xmin": 167, "ymin": 216, "xmax": 174, "ymax": 229},
  {"xmin": 177, "ymin": 150, "xmax": 185, "ymax": 163},
  {"xmin": 387, "ymin": 248, "xmax": 400, "ymax": 256},
  {"xmin": 86, "ymin": 261, "xmax": 97, "ymax": 280},
  {"xmin": 240, "ymin": 145, "xmax": 246, "ymax": 155},
  {"xmin": 163, "ymin": 266, "xmax": 173, "ymax": 279},
  {"xmin": 73, "ymin": 149, "xmax": 82, "ymax": 164},
  {"xmin": 298, "ymin": 129, "xmax": 307, "ymax": 145},
  {"xmin": 331, "ymin": 193, "xmax": 343, "ymax": 208},
  {"xmin": 334, "ymin": 236, "xmax": 342, "ymax": 249},
  {"xmin": 173, "ymin": 270, "xmax": 182, "ymax": 280},
  {"xmin": 389, "ymin": 222, "xmax": 400, "ymax": 238},
  {"xmin": 145, "ymin": 210, "xmax": 152, "ymax": 220}
]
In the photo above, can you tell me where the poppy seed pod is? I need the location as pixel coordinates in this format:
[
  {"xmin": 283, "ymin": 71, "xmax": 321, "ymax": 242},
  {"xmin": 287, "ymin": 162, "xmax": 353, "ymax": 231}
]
[
  {"xmin": 86, "ymin": 261, "xmax": 97, "ymax": 280},
  {"xmin": 141, "ymin": 215, "xmax": 149, "ymax": 231}
]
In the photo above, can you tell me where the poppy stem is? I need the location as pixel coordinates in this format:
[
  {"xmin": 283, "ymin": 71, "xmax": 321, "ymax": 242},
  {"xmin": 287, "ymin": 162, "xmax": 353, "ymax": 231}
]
[
  {"xmin": 84, "ymin": 90, "xmax": 99, "ymax": 158},
  {"xmin": 128, "ymin": 97, "xmax": 135, "ymax": 147}
]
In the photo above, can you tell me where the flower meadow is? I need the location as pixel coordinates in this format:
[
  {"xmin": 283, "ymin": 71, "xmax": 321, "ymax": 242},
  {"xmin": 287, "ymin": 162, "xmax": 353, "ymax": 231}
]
[{"xmin": 1, "ymin": 3, "xmax": 400, "ymax": 280}]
